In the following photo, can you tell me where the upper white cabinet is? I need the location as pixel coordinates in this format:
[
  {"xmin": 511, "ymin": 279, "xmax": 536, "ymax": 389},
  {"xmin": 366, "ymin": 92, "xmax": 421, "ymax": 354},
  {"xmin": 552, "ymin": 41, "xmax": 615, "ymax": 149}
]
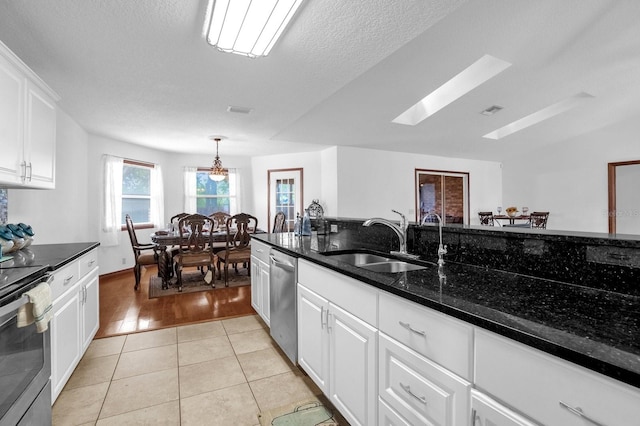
[{"xmin": 0, "ymin": 41, "xmax": 58, "ymax": 189}]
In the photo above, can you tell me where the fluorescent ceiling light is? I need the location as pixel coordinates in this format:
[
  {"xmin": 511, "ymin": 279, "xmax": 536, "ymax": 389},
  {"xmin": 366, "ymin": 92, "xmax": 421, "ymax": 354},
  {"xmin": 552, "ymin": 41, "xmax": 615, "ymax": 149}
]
[
  {"xmin": 483, "ymin": 92, "xmax": 594, "ymax": 140},
  {"xmin": 392, "ymin": 54, "xmax": 512, "ymax": 126},
  {"xmin": 205, "ymin": 0, "xmax": 304, "ymax": 58}
]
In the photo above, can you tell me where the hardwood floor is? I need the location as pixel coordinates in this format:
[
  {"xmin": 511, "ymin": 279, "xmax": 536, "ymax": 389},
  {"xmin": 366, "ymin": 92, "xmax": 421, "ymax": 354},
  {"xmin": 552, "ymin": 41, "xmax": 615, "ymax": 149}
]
[{"xmin": 96, "ymin": 265, "xmax": 256, "ymax": 338}]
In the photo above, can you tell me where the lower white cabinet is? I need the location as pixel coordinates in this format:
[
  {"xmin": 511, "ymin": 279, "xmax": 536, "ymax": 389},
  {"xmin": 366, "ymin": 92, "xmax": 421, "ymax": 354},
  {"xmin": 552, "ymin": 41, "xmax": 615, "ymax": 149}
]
[
  {"xmin": 250, "ymin": 240, "xmax": 270, "ymax": 325},
  {"xmin": 50, "ymin": 249, "xmax": 99, "ymax": 403},
  {"xmin": 475, "ymin": 328, "xmax": 640, "ymax": 426},
  {"xmin": 378, "ymin": 333, "xmax": 471, "ymax": 425},
  {"xmin": 297, "ymin": 259, "xmax": 378, "ymax": 426},
  {"xmin": 471, "ymin": 389, "xmax": 537, "ymax": 426}
]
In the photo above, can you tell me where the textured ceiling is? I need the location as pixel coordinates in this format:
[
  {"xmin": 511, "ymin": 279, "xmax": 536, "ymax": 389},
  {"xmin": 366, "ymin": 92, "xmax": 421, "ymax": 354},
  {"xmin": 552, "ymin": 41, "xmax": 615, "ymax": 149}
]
[{"xmin": 1, "ymin": 0, "xmax": 639, "ymax": 161}]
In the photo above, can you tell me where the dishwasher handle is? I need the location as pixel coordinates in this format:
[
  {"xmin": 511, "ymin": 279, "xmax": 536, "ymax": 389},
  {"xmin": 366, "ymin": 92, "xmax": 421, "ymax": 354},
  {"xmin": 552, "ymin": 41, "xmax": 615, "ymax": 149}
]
[{"xmin": 269, "ymin": 255, "xmax": 295, "ymax": 272}]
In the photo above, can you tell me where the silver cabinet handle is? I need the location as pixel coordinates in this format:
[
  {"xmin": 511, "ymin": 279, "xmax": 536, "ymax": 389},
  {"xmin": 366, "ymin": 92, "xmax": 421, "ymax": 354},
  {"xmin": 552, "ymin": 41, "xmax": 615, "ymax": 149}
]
[
  {"xmin": 320, "ymin": 306, "xmax": 325, "ymax": 328},
  {"xmin": 326, "ymin": 311, "xmax": 332, "ymax": 331},
  {"xmin": 63, "ymin": 275, "xmax": 74, "ymax": 285},
  {"xmin": 27, "ymin": 162, "xmax": 32, "ymax": 181},
  {"xmin": 20, "ymin": 161, "xmax": 27, "ymax": 182},
  {"xmin": 559, "ymin": 401, "xmax": 606, "ymax": 426},
  {"xmin": 400, "ymin": 382, "xmax": 427, "ymax": 405},
  {"xmin": 399, "ymin": 321, "xmax": 426, "ymax": 337},
  {"xmin": 256, "ymin": 249, "xmax": 264, "ymax": 253},
  {"xmin": 88, "ymin": 259, "xmax": 96, "ymax": 267}
]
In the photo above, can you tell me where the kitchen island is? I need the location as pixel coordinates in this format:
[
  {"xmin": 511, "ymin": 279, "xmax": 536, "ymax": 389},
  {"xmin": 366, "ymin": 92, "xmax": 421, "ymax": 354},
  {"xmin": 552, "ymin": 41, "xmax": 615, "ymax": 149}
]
[{"xmin": 254, "ymin": 231, "xmax": 639, "ymax": 425}]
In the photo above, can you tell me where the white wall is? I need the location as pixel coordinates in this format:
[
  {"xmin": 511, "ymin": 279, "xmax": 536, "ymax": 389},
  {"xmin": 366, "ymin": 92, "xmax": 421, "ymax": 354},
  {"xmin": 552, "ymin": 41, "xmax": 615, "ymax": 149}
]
[
  {"xmin": 334, "ymin": 146, "xmax": 503, "ymax": 223},
  {"xmin": 7, "ymin": 109, "xmax": 91, "ymax": 243},
  {"xmin": 502, "ymin": 116, "xmax": 640, "ymax": 233}
]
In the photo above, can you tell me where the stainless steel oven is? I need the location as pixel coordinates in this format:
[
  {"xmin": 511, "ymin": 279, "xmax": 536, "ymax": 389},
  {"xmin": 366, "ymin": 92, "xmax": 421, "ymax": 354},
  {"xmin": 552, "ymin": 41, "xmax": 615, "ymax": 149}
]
[{"xmin": 0, "ymin": 271, "xmax": 52, "ymax": 426}]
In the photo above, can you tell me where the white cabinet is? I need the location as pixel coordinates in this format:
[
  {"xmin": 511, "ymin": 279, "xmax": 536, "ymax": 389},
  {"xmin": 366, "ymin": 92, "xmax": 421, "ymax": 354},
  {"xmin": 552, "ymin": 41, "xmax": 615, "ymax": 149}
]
[
  {"xmin": 475, "ymin": 328, "xmax": 640, "ymax": 426},
  {"xmin": 471, "ymin": 390, "xmax": 538, "ymax": 426},
  {"xmin": 378, "ymin": 291, "xmax": 472, "ymax": 426},
  {"xmin": 297, "ymin": 259, "xmax": 378, "ymax": 426},
  {"xmin": 250, "ymin": 240, "xmax": 270, "ymax": 325},
  {"xmin": 50, "ymin": 248, "xmax": 99, "ymax": 402},
  {"xmin": 0, "ymin": 41, "xmax": 58, "ymax": 189}
]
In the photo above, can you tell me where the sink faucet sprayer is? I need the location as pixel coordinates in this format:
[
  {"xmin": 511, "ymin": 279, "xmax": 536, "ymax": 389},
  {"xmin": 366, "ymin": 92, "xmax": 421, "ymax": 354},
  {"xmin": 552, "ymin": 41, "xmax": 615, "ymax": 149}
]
[
  {"xmin": 422, "ymin": 212, "xmax": 448, "ymax": 266},
  {"xmin": 363, "ymin": 210, "xmax": 418, "ymax": 259}
]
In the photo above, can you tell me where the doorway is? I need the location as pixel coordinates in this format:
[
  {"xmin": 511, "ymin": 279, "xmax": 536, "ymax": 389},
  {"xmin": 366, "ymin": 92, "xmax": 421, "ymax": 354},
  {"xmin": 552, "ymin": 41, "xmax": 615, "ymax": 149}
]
[
  {"xmin": 415, "ymin": 169, "xmax": 469, "ymax": 225},
  {"xmin": 268, "ymin": 168, "xmax": 303, "ymax": 232},
  {"xmin": 608, "ymin": 160, "xmax": 640, "ymax": 234}
]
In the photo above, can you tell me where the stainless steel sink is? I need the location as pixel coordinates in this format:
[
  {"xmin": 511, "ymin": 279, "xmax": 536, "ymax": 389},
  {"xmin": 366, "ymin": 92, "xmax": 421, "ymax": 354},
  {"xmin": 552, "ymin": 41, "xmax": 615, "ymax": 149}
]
[
  {"xmin": 359, "ymin": 261, "xmax": 427, "ymax": 273},
  {"xmin": 325, "ymin": 252, "xmax": 391, "ymax": 266},
  {"xmin": 322, "ymin": 251, "xmax": 428, "ymax": 273}
]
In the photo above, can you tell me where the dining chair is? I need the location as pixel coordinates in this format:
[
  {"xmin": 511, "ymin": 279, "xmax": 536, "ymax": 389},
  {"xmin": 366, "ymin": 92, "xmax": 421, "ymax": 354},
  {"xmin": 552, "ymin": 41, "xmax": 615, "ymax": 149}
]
[
  {"xmin": 173, "ymin": 214, "xmax": 216, "ymax": 292},
  {"xmin": 529, "ymin": 211, "xmax": 549, "ymax": 229},
  {"xmin": 272, "ymin": 211, "xmax": 287, "ymax": 233},
  {"xmin": 208, "ymin": 211, "xmax": 232, "ymax": 256},
  {"xmin": 478, "ymin": 211, "xmax": 495, "ymax": 226},
  {"xmin": 125, "ymin": 214, "xmax": 160, "ymax": 290},
  {"xmin": 218, "ymin": 213, "xmax": 258, "ymax": 286}
]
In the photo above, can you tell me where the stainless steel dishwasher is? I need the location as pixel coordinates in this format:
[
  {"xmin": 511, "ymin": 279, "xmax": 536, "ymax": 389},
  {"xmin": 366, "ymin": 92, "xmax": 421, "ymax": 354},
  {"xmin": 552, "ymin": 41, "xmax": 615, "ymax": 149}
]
[{"xmin": 269, "ymin": 248, "xmax": 297, "ymax": 364}]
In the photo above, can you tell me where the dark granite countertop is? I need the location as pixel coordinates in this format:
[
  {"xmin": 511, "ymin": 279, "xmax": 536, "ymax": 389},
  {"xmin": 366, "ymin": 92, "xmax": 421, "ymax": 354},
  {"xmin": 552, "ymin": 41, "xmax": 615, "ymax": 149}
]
[
  {"xmin": 0, "ymin": 242, "xmax": 100, "ymax": 271},
  {"xmin": 254, "ymin": 233, "xmax": 640, "ymax": 389}
]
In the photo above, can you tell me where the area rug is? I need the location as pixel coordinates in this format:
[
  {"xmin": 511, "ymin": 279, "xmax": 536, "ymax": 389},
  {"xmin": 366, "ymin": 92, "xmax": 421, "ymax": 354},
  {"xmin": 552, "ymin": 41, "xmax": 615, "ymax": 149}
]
[
  {"xmin": 258, "ymin": 395, "xmax": 348, "ymax": 426},
  {"xmin": 148, "ymin": 268, "xmax": 250, "ymax": 298}
]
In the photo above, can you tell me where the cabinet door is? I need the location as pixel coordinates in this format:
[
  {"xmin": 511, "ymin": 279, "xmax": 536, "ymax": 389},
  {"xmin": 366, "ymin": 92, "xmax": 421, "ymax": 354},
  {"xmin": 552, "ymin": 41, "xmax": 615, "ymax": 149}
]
[
  {"xmin": 81, "ymin": 270, "xmax": 100, "ymax": 352},
  {"xmin": 0, "ymin": 53, "xmax": 24, "ymax": 185},
  {"xmin": 471, "ymin": 390, "xmax": 538, "ymax": 426},
  {"xmin": 250, "ymin": 255, "xmax": 261, "ymax": 314},
  {"xmin": 297, "ymin": 283, "xmax": 329, "ymax": 393},
  {"xmin": 24, "ymin": 80, "xmax": 56, "ymax": 188},
  {"xmin": 328, "ymin": 302, "xmax": 377, "ymax": 426},
  {"xmin": 51, "ymin": 288, "xmax": 82, "ymax": 402},
  {"xmin": 259, "ymin": 260, "xmax": 270, "ymax": 325}
]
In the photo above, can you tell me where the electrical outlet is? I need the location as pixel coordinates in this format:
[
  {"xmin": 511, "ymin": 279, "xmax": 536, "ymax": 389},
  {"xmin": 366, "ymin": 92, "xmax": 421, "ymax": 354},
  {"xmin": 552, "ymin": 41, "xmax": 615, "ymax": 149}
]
[
  {"xmin": 122, "ymin": 257, "xmax": 126, "ymax": 265},
  {"xmin": 330, "ymin": 224, "xmax": 338, "ymax": 233}
]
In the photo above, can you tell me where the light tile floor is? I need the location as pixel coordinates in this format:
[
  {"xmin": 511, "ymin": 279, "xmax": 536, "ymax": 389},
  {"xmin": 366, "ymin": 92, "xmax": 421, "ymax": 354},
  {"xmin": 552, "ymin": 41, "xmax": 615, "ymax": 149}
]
[{"xmin": 52, "ymin": 315, "xmax": 321, "ymax": 426}]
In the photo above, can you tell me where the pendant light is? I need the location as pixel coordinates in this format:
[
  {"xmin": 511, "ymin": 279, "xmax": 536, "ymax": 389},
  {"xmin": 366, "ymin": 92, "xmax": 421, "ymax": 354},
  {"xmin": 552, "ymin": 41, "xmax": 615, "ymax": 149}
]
[{"xmin": 209, "ymin": 137, "xmax": 227, "ymax": 181}]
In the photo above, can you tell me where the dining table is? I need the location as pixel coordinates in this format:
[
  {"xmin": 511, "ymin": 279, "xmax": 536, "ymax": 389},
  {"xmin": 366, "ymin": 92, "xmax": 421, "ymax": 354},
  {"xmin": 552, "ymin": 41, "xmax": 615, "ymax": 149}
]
[
  {"xmin": 493, "ymin": 214, "xmax": 531, "ymax": 226},
  {"xmin": 150, "ymin": 228, "xmax": 264, "ymax": 289}
]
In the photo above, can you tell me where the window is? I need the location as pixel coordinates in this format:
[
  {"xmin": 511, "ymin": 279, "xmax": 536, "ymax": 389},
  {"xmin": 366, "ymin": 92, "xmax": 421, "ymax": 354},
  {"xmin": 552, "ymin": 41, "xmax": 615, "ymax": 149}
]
[
  {"xmin": 121, "ymin": 160, "xmax": 152, "ymax": 225},
  {"xmin": 184, "ymin": 167, "xmax": 239, "ymax": 216}
]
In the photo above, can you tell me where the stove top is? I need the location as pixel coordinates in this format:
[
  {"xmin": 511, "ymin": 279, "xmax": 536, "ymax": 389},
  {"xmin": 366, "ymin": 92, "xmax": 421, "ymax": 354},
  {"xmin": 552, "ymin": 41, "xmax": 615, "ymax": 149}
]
[{"xmin": 0, "ymin": 249, "xmax": 48, "ymax": 298}]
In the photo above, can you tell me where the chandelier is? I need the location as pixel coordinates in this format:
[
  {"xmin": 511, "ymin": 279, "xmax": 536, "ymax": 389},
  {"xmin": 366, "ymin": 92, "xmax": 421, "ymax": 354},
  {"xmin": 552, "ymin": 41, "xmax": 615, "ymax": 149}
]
[{"xmin": 209, "ymin": 137, "xmax": 227, "ymax": 181}]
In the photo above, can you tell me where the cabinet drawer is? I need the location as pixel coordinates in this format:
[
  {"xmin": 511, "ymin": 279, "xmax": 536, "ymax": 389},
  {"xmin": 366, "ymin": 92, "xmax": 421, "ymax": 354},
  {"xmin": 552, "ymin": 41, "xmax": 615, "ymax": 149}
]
[
  {"xmin": 298, "ymin": 259, "xmax": 377, "ymax": 325},
  {"xmin": 475, "ymin": 329, "xmax": 640, "ymax": 426},
  {"xmin": 471, "ymin": 389, "xmax": 537, "ymax": 426},
  {"xmin": 379, "ymin": 291, "xmax": 472, "ymax": 379},
  {"xmin": 379, "ymin": 333, "xmax": 471, "ymax": 426},
  {"xmin": 251, "ymin": 239, "xmax": 271, "ymax": 264},
  {"xmin": 378, "ymin": 397, "xmax": 412, "ymax": 426},
  {"xmin": 50, "ymin": 260, "xmax": 80, "ymax": 301},
  {"xmin": 78, "ymin": 249, "xmax": 98, "ymax": 277}
]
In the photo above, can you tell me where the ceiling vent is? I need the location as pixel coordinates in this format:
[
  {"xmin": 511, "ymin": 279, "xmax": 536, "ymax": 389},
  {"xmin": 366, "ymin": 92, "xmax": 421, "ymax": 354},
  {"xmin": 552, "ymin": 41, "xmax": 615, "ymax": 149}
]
[
  {"xmin": 227, "ymin": 105, "xmax": 253, "ymax": 114},
  {"xmin": 480, "ymin": 105, "xmax": 503, "ymax": 116}
]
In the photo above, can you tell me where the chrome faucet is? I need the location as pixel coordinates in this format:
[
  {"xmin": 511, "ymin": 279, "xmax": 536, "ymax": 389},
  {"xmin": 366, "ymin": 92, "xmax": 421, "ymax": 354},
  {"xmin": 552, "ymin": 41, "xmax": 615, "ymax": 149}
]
[
  {"xmin": 363, "ymin": 210, "xmax": 417, "ymax": 258},
  {"xmin": 422, "ymin": 212, "xmax": 447, "ymax": 266}
]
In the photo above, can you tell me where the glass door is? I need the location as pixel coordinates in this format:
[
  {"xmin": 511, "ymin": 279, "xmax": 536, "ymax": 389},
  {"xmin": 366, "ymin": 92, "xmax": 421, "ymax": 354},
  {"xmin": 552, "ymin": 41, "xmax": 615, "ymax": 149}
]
[{"xmin": 268, "ymin": 168, "xmax": 303, "ymax": 232}]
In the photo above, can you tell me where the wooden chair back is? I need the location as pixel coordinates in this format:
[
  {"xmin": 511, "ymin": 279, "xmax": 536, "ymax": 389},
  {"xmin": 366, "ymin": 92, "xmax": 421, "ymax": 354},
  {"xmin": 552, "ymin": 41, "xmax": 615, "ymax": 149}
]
[
  {"xmin": 209, "ymin": 211, "xmax": 231, "ymax": 231},
  {"xmin": 177, "ymin": 214, "xmax": 214, "ymax": 253},
  {"xmin": 478, "ymin": 211, "xmax": 495, "ymax": 226},
  {"xmin": 272, "ymin": 211, "xmax": 287, "ymax": 233},
  {"xmin": 529, "ymin": 212, "xmax": 549, "ymax": 229},
  {"xmin": 225, "ymin": 213, "xmax": 258, "ymax": 251}
]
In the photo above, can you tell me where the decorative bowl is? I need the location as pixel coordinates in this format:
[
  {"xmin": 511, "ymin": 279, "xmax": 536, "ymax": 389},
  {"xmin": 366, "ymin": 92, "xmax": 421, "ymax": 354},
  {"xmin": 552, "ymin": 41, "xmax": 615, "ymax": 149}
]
[{"xmin": 505, "ymin": 207, "xmax": 518, "ymax": 217}]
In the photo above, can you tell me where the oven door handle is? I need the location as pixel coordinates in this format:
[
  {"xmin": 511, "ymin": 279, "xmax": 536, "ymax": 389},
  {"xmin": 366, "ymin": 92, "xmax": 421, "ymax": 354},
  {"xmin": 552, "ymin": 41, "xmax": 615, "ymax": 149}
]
[{"xmin": 0, "ymin": 295, "xmax": 30, "ymax": 317}]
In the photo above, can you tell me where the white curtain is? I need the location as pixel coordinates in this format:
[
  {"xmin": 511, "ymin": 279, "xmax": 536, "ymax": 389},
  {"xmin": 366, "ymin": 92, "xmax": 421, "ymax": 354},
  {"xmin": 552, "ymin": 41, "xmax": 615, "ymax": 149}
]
[
  {"xmin": 150, "ymin": 164, "xmax": 164, "ymax": 228},
  {"xmin": 228, "ymin": 168, "xmax": 241, "ymax": 213},
  {"xmin": 100, "ymin": 155, "xmax": 123, "ymax": 246},
  {"xmin": 183, "ymin": 166, "xmax": 198, "ymax": 213}
]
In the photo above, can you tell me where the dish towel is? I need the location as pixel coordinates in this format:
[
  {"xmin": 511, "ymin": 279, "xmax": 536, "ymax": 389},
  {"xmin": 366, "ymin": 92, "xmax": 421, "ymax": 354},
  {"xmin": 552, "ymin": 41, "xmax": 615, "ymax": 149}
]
[{"xmin": 17, "ymin": 282, "xmax": 53, "ymax": 333}]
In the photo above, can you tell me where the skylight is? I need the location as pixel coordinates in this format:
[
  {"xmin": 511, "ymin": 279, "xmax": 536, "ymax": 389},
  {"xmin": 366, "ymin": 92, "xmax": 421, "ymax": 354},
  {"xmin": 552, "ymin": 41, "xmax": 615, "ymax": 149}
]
[
  {"xmin": 483, "ymin": 92, "xmax": 594, "ymax": 140},
  {"xmin": 392, "ymin": 54, "xmax": 512, "ymax": 126}
]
